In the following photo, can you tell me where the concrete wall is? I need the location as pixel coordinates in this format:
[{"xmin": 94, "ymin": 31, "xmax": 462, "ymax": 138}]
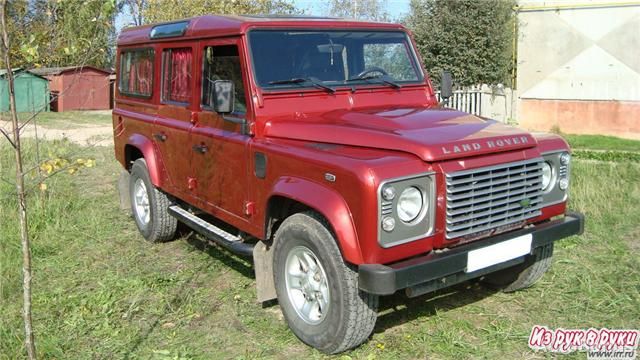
[
  {"xmin": 479, "ymin": 85, "xmax": 518, "ymax": 123},
  {"xmin": 516, "ymin": 0, "xmax": 640, "ymax": 139}
]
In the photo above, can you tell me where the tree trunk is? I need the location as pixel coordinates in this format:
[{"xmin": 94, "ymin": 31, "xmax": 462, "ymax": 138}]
[{"xmin": 0, "ymin": 1, "xmax": 37, "ymax": 359}]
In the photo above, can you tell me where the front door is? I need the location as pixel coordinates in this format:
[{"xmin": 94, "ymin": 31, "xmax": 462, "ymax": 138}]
[{"xmin": 190, "ymin": 39, "xmax": 251, "ymax": 225}]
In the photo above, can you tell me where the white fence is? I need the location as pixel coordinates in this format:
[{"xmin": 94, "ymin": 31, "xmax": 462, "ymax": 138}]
[{"xmin": 435, "ymin": 84, "xmax": 517, "ymax": 123}]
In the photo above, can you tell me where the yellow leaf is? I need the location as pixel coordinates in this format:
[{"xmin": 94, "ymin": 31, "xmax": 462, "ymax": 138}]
[
  {"xmin": 41, "ymin": 163, "xmax": 53, "ymax": 174},
  {"xmin": 85, "ymin": 159, "xmax": 96, "ymax": 168},
  {"xmin": 68, "ymin": 168, "xmax": 77, "ymax": 175},
  {"xmin": 39, "ymin": 183, "xmax": 47, "ymax": 191}
]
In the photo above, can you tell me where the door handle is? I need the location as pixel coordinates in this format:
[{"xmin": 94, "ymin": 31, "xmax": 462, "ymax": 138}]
[
  {"xmin": 153, "ymin": 132, "xmax": 167, "ymax": 142},
  {"xmin": 192, "ymin": 144, "xmax": 208, "ymax": 154}
]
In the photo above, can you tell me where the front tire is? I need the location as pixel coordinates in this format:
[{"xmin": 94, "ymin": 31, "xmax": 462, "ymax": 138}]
[
  {"xmin": 129, "ymin": 158, "xmax": 177, "ymax": 242},
  {"xmin": 273, "ymin": 212, "xmax": 378, "ymax": 354},
  {"xmin": 482, "ymin": 243, "xmax": 554, "ymax": 292}
]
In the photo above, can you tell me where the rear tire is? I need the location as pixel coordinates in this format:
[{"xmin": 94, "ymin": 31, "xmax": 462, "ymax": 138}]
[
  {"xmin": 482, "ymin": 243, "xmax": 554, "ymax": 292},
  {"xmin": 273, "ymin": 212, "xmax": 378, "ymax": 354},
  {"xmin": 129, "ymin": 158, "xmax": 177, "ymax": 242}
]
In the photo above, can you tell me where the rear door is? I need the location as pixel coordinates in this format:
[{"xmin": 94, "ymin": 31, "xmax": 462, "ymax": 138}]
[
  {"xmin": 190, "ymin": 38, "xmax": 252, "ymax": 224},
  {"xmin": 154, "ymin": 44, "xmax": 196, "ymax": 196}
]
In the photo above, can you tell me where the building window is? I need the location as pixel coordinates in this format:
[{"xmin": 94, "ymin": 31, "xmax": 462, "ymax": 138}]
[
  {"xmin": 119, "ymin": 48, "xmax": 154, "ymax": 97},
  {"xmin": 162, "ymin": 47, "xmax": 193, "ymax": 104},
  {"xmin": 202, "ymin": 45, "xmax": 247, "ymax": 113}
]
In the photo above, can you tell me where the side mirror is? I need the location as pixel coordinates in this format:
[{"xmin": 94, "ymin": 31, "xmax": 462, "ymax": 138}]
[
  {"xmin": 212, "ymin": 80, "xmax": 234, "ymax": 113},
  {"xmin": 440, "ymin": 71, "xmax": 453, "ymax": 104}
]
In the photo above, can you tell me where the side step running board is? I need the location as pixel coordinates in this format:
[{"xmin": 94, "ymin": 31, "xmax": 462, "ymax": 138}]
[{"xmin": 168, "ymin": 205, "xmax": 255, "ymax": 257}]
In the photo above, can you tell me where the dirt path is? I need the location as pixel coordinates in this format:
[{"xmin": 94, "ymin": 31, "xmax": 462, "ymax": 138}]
[{"xmin": 0, "ymin": 120, "xmax": 113, "ymax": 147}]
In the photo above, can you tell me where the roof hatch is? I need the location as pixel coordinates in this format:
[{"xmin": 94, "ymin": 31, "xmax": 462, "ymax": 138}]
[{"xmin": 150, "ymin": 21, "xmax": 189, "ymax": 39}]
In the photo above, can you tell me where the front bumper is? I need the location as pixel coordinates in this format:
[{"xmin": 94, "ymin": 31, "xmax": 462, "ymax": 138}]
[{"xmin": 358, "ymin": 211, "xmax": 585, "ymax": 296}]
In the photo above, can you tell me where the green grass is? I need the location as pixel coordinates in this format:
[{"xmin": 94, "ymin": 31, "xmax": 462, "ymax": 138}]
[
  {"xmin": 12, "ymin": 111, "xmax": 112, "ymax": 129},
  {"xmin": 565, "ymin": 134, "xmax": 640, "ymax": 152},
  {"xmin": 1, "ymin": 140, "xmax": 639, "ymax": 359}
]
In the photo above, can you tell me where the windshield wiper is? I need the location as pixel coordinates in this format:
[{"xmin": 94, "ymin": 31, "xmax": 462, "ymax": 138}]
[
  {"xmin": 268, "ymin": 77, "xmax": 336, "ymax": 94},
  {"xmin": 346, "ymin": 74, "xmax": 402, "ymax": 89}
]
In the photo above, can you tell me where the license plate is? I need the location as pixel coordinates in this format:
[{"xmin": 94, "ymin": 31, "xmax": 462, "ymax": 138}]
[{"xmin": 466, "ymin": 234, "xmax": 533, "ymax": 273}]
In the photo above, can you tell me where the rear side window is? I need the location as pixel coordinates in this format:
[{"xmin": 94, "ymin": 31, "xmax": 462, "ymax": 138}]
[
  {"xmin": 119, "ymin": 48, "xmax": 154, "ymax": 97},
  {"xmin": 162, "ymin": 47, "xmax": 193, "ymax": 104}
]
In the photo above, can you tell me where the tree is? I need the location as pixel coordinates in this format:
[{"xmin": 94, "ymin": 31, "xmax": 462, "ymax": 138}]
[
  {"xmin": 406, "ymin": 0, "xmax": 516, "ymax": 87},
  {"xmin": 1, "ymin": 2, "xmax": 113, "ymax": 358},
  {"xmin": 2, "ymin": 0, "xmax": 117, "ymax": 69},
  {"xmin": 141, "ymin": 0, "xmax": 298, "ymax": 24},
  {"xmin": 324, "ymin": 0, "xmax": 390, "ymax": 21},
  {"xmin": 120, "ymin": 0, "xmax": 147, "ymax": 26},
  {"xmin": 1, "ymin": 1, "xmax": 36, "ymax": 358}
]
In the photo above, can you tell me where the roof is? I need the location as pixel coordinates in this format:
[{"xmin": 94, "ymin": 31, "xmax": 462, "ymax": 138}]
[
  {"xmin": 29, "ymin": 66, "xmax": 113, "ymax": 76},
  {"xmin": 0, "ymin": 68, "xmax": 47, "ymax": 80},
  {"xmin": 118, "ymin": 14, "xmax": 405, "ymax": 46},
  {"xmin": 0, "ymin": 68, "xmax": 26, "ymax": 76}
]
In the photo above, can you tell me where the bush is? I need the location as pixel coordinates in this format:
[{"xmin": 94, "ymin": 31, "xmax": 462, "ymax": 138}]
[{"xmin": 406, "ymin": 0, "xmax": 516, "ymax": 87}]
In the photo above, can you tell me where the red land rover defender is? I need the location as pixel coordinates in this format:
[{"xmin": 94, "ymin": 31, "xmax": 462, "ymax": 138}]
[{"xmin": 114, "ymin": 15, "xmax": 584, "ymax": 353}]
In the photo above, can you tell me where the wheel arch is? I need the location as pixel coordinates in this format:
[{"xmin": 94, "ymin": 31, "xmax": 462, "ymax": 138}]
[
  {"xmin": 124, "ymin": 134, "xmax": 165, "ymax": 187},
  {"xmin": 265, "ymin": 177, "xmax": 364, "ymax": 265}
]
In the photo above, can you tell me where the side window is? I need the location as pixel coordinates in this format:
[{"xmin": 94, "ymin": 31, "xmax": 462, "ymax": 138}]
[
  {"xmin": 162, "ymin": 47, "xmax": 193, "ymax": 104},
  {"xmin": 202, "ymin": 45, "xmax": 247, "ymax": 114},
  {"xmin": 119, "ymin": 48, "xmax": 154, "ymax": 97}
]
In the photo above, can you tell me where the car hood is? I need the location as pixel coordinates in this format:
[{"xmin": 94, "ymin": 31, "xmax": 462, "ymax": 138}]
[{"xmin": 264, "ymin": 107, "xmax": 537, "ymax": 162}]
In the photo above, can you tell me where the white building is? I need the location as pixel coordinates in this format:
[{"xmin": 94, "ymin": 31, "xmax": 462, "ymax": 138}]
[{"xmin": 517, "ymin": 0, "xmax": 640, "ymax": 139}]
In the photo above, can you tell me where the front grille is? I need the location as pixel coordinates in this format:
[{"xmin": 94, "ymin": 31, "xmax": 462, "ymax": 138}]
[{"xmin": 445, "ymin": 158, "xmax": 544, "ymax": 239}]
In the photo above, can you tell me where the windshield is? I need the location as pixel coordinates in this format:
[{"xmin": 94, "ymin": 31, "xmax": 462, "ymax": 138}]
[{"xmin": 248, "ymin": 30, "xmax": 423, "ymax": 90}]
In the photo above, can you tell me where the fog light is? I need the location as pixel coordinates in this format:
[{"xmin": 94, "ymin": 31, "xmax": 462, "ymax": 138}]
[
  {"xmin": 382, "ymin": 216, "xmax": 396, "ymax": 232},
  {"xmin": 559, "ymin": 177, "xmax": 569, "ymax": 190},
  {"xmin": 560, "ymin": 152, "xmax": 571, "ymax": 165},
  {"xmin": 382, "ymin": 185, "xmax": 396, "ymax": 201}
]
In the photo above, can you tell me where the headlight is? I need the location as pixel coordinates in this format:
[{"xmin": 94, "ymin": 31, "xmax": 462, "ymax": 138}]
[
  {"xmin": 540, "ymin": 151, "xmax": 571, "ymax": 207},
  {"xmin": 397, "ymin": 186, "xmax": 424, "ymax": 223},
  {"xmin": 378, "ymin": 174, "xmax": 435, "ymax": 248},
  {"xmin": 541, "ymin": 162, "xmax": 554, "ymax": 191}
]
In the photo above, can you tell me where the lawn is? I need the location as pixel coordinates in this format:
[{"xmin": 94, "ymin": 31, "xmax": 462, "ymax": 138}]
[
  {"xmin": 13, "ymin": 111, "xmax": 113, "ymax": 129},
  {"xmin": 1, "ymin": 139, "xmax": 639, "ymax": 359},
  {"xmin": 564, "ymin": 134, "xmax": 640, "ymax": 152}
]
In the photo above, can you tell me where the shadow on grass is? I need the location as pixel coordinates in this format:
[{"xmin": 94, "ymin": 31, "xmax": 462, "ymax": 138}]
[
  {"xmin": 374, "ymin": 281, "xmax": 498, "ymax": 334},
  {"xmin": 181, "ymin": 229, "xmax": 255, "ymax": 280},
  {"xmin": 181, "ymin": 226, "xmax": 500, "ymax": 335},
  {"xmin": 135, "ymin": 224, "xmax": 500, "ymax": 343}
]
